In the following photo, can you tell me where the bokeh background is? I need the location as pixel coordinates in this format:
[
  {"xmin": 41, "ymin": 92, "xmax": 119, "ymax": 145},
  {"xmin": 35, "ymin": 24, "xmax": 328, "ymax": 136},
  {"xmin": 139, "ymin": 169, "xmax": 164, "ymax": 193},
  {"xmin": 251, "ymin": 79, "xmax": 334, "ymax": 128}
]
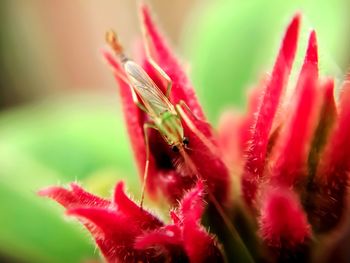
[{"xmin": 0, "ymin": 0, "xmax": 349, "ymax": 262}]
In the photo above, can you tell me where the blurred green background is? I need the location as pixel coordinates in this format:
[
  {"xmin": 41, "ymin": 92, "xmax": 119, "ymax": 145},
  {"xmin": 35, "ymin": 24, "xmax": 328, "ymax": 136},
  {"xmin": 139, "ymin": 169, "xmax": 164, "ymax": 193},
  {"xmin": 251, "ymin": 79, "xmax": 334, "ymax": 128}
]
[{"xmin": 0, "ymin": 0, "xmax": 349, "ymax": 262}]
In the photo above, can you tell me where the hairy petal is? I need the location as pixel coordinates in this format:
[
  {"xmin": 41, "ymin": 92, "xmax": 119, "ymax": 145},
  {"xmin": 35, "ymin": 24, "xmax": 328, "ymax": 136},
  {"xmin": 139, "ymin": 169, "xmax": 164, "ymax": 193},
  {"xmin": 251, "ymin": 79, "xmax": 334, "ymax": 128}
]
[
  {"xmin": 303, "ymin": 78, "xmax": 337, "ymax": 230},
  {"xmin": 312, "ymin": 79, "xmax": 350, "ymax": 232},
  {"xmin": 270, "ymin": 31, "xmax": 319, "ymax": 188},
  {"xmin": 38, "ymin": 183, "xmax": 110, "ymax": 209},
  {"xmin": 259, "ymin": 187, "xmax": 311, "ymax": 248},
  {"xmin": 242, "ymin": 14, "xmax": 300, "ymax": 206},
  {"xmin": 218, "ymin": 110, "xmax": 245, "ymax": 168},
  {"xmin": 180, "ymin": 181, "xmax": 224, "ymax": 263},
  {"xmin": 68, "ymin": 207, "xmax": 161, "ymax": 263},
  {"xmin": 136, "ymin": 181, "xmax": 224, "ymax": 263},
  {"xmin": 40, "ymin": 182, "xmax": 164, "ymax": 262},
  {"xmin": 140, "ymin": 4, "xmax": 204, "ymax": 117},
  {"xmin": 113, "ymin": 182, "xmax": 163, "ymax": 229},
  {"xmin": 307, "ymin": 78, "xmax": 337, "ymax": 180},
  {"xmin": 218, "ymin": 81, "xmax": 264, "ymax": 169},
  {"xmin": 135, "ymin": 225, "xmax": 183, "ymax": 248}
]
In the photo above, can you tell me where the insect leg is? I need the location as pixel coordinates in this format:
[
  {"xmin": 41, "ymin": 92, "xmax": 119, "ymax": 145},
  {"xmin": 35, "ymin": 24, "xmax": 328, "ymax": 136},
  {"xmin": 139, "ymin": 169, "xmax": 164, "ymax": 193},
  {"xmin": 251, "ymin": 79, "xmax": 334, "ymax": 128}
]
[
  {"xmin": 148, "ymin": 57, "xmax": 173, "ymax": 99},
  {"xmin": 140, "ymin": 122, "xmax": 158, "ymax": 209},
  {"xmin": 141, "ymin": 26, "xmax": 172, "ymax": 99},
  {"xmin": 178, "ymin": 100, "xmax": 208, "ymax": 123},
  {"xmin": 130, "ymin": 86, "xmax": 148, "ymax": 113},
  {"xmin": 175, "ymin": 103, "xmax": 219, "ymax": 157}
]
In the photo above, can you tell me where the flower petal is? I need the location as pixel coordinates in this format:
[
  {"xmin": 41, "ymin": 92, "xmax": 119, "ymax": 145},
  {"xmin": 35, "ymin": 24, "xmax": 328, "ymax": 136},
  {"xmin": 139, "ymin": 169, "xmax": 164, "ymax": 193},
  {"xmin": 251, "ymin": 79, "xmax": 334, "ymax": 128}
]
[
  {"xmin": 259, "ymin": 187, "xmax": 311, "ymax": 248},
  {"xmin": 180, "ymin": 181, "xmax": 224, "ymax": 263},
  {"xmin": 136, "ymin": 181, "xmax": 224, "ymax": 263},
  {"xmin": 38, "ymin": 183, "xmax": 110, "ymax": 208},
  {"xmin": 218, "ymin": 76, "xmax": 269, "ymax": 169},
  {"xmin": 298, "ymin": 30, "xmax": 318, "ymax": 89},
  {"xmin": 135, "ymin": 225, "xmax": 183, "ymax": 248},
  {"xmin": 312, "ymin": 79, "xmax": 350, "ymax": 232},
  {"xmin": 113, "ymin": 182, "xmax": 163, "ymax": 229},
  {"xmin": 140, "ymin": 4, "xmax": 204, "ymax": 118},
  {"xmin": 307, "ymin": 78, "xmax": 336, "ymax": 179},
  {"xmin": 242, "ymin": 14, "xmax": 300, "ymax": 206},
  {"xmin": 41, "ymin": 182, "xmax": 165, "ymax": 262},
  {"xmin": 269, "ymin": 31, "xmax": 320, "ymax": 187},
  {"xmin": 67, "ymin": 207, "xmax": 159, "ymax": 262}
]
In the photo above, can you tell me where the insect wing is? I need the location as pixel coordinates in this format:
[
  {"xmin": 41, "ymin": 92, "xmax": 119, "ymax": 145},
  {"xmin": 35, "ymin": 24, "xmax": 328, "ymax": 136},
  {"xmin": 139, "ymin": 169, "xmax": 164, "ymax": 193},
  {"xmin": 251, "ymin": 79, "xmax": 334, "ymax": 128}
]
[{"xmin": 124, "ymin": 61, "xmax": 172, "ymax": 115}]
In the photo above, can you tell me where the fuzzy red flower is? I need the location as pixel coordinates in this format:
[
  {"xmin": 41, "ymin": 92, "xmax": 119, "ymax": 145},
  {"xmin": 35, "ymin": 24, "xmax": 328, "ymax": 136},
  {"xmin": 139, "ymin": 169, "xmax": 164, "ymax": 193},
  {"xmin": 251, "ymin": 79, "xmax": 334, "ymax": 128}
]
[
  {"xmin": 39, "ymin": 4, "xmax": 350, "ymax": 263},
  {"xmin": 39, "ymin": 181, "xmax": 223, "ymax": 263},
  {"xmin": 220, "ymin": 12, "xmax": 350, "ymax": 259}
]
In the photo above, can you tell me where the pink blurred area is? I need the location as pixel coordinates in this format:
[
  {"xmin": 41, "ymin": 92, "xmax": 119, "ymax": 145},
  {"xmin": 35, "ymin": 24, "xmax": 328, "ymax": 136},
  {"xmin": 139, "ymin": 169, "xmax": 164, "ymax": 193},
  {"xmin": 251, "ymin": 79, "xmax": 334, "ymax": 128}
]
[{"xmin": 1, "ymin": 1, "xmax": 200, "ymax": 108}]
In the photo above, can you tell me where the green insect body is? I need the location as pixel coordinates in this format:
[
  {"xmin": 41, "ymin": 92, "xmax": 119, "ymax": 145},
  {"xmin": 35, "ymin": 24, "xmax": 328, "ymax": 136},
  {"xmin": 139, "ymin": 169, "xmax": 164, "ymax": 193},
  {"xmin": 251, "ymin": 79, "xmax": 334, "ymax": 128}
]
[
  {"xmin": 157, "ymin": 111, "xmax": 184, "ymax": 146},
  {"xmin": 123, "ymin": 60, "xmax": 187, "ymax": 150}
]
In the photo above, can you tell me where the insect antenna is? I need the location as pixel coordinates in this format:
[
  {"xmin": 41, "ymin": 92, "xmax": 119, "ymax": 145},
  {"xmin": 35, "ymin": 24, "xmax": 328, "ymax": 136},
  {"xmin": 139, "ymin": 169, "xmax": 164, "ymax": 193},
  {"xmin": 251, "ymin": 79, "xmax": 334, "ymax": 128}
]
[
  {"xmin": 180, "ymin": 146, "xmax": 226, "ymax": 177},
  {"xmin": 172, "ymin": 152, "xmax": 196, "ymax": 178},
  {"xmin": 106, "ymin": 30, "xmax": 128, "ymax": 62},
  {"xmin": 178, "ymin": 147, "xmax": 200, "ymax": 179},
  {"xmin": 182, "ymin": 145, "xmax": 213, "ymax": 158}
]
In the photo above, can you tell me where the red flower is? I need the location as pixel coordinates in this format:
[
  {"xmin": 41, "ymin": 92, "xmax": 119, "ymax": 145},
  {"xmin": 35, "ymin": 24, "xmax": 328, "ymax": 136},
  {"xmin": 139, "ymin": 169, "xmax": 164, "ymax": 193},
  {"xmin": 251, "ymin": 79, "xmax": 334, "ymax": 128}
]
[
  {"xmin": 39, "ymin": 181, "xmax": 224, "ymax": 263},
  {"xmin": 39, "ymin": 4, "xmax": 350, "ymax": 262},
  {"xmin": 103, "ymin": 5, "xmax": 229, "ymax": 204},
  {"xmin": 227, "ymin": 12, "xmax": 350, "ymax": 258}
]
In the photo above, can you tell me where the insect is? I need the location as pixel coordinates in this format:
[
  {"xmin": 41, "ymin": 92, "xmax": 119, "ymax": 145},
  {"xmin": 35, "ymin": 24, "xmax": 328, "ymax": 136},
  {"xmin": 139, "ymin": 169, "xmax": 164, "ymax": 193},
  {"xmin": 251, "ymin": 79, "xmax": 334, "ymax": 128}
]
[{"xmin": 106, "ymin": 30, "xmax": 217, "ymax": 207}]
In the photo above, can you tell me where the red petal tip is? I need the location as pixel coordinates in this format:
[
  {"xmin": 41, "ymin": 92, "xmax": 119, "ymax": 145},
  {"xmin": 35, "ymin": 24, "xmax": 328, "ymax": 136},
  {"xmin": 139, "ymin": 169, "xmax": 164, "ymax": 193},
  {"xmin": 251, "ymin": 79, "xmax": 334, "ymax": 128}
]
[
  {"xmin": 113, "ymin": 181, "xmax": 135, "ymax": 207},
  {"xmin": 306, "ymin": 30, "xmax": 318, "ymax": 64},
  {"xmin": 291, "ymin": 13, "xmax": 301, "ymax": 28},
  {"xmin": 140, "ymin": 2, "xmax": 151, "ymax": 21},
  {"xmin": 115, "ymin": 181, "xmax": 125, "ymax": 194},
  {"xmin": 281, "ymin": 13, "xmax": 300, "ymax": 63},
  {"xmin": 37, "ymin": 186, "xmax": 56, "ymax": 197},
  {"xmin": 102, "ymin": 49, "xmax": 123, "ymax": 72},
  {"xmin": 320, "ymin": 78, "xmax": 335, "ymax": 109}
]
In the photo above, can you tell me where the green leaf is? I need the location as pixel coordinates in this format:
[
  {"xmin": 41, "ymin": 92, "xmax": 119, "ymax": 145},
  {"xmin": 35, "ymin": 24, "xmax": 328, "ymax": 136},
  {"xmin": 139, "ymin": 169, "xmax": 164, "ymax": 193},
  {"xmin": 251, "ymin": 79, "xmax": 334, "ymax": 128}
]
[
  {"xmin": 0, "ymin": 95, "xmax": 139, "ymax": 262},
  {"xmin": 0, "ymin": 147, "xmax": 96, "ymax": 263}
]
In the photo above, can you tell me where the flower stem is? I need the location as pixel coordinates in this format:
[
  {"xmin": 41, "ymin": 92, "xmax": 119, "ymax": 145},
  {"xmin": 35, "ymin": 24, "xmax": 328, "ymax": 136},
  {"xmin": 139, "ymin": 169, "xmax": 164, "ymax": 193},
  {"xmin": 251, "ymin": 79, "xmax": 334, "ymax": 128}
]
[{"xmin": 207, "ymin": 192, "xmax": 255, "ymax": 263}]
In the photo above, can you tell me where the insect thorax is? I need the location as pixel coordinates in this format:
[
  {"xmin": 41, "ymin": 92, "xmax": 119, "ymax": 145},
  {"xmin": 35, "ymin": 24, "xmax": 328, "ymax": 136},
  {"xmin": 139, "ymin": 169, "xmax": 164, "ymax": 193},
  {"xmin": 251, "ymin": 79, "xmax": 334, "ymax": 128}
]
[{"xmin": 156, "ymin": 112, "xmax": 184, "ymax": 146}]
